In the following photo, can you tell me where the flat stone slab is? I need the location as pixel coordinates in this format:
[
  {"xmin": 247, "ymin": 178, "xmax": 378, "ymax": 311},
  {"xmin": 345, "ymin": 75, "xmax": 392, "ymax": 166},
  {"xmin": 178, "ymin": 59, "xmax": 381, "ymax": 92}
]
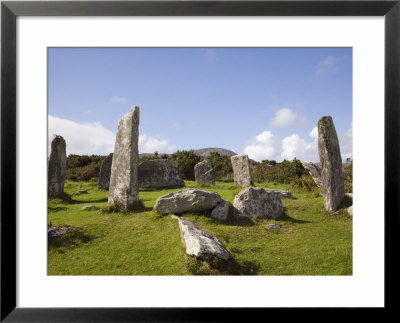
[
  {"xmin": 172, "ymin": 215, "xmax": 231, "ymax": 261},
  {"xmin": 138, "ymin": 159, "xmax": 184, "ymax": 188},
  {"xmin": 154, "ymin": 188, "xmax": 223, "ymax": 215},
  {"xmin": 347, "ymin": 206, "xmax": 353, "ymax": 216},
  {"xmin": 233, "ymin": 187, "xmax": 283, "ymax": 219},
  {"xmin": 210, "ymin": 201, "xmax": 230, "ymax": 221},
  {"xmin": 265, "ymin": 188, "xmax": 291, "ymax": 199},
  {"xmin": 82, "ymin": 205, "xmax": 97, "ymax": 211},
  {"xmin": 266, "ymin": 223, "xmax": 281, "ymax": 230},
  {"xmin": 48, "ymin": 226, "xmax": 74, "ymax": 239},
  {"xmin": 345, "ymin": 193, "xmax": 353, "ymax": 198}
]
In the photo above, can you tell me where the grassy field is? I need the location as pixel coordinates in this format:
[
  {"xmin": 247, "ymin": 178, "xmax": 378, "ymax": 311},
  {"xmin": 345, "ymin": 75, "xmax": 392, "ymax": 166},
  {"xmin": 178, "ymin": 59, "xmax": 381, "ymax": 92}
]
[{"xmin": 48, "ymin": 180, "xmax": 352, "ymax": 275}]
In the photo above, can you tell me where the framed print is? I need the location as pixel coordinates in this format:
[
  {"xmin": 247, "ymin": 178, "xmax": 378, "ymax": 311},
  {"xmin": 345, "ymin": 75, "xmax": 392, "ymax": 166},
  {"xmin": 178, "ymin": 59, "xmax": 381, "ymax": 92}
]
[{"xmin": 1, "ymin": 0, "xmax": 399, "ymax": 321}]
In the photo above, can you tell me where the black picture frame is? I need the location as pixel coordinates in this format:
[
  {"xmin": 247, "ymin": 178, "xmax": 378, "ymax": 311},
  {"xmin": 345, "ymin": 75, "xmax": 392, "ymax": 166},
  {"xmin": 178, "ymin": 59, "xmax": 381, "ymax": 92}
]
[{"xmin": 1, "ymin": 0, "xmax": 399, "ymax": 321}]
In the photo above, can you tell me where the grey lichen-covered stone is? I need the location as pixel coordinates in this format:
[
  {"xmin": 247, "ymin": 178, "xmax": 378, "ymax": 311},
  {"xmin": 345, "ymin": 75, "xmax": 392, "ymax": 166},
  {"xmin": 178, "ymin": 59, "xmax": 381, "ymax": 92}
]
[
  {"xmin": 231, "ymin": 154, "xmax": 253, "ymax": 187},
  {"xmin": 302, "ymin": 161, "xmax": 323, "ymax": 189},
  {"xmin": 172, "ymin": 216, "xmax": 231, "ymax": 261},
  {"xmin": 153, "ymin": 188, "xmax": 223, "ymax": 215},
  {"xmin": 108, "ymin": 106, "xmax": 140, "ymax": 212},
  {"xmin": 194, "ymin": 160, "xmax": 215, "ymax": 185},
  {"xmin": 138, "ymin": 159, "xmax": 184, "ymax": 188},
  {"xmin": 97, "ymin": 153, "xmax": 113, "ymax": 190},
  {"xmin": 210, "ymin": 201, "xmax": 230, "ymax": 221},
  {"xmin": 345, "ymin": 193, "xmax": 353, "ymax": 198},
  {"xmin": 48, "ymin": 135, "xmax": 66, "ymax": 198},
  {"xmin": 233, "ymin": 187, "xmax": 283, "ymax": 219},
  {"xmin": 48, "ymin": 226, "xmax": 73, "ymax": 239},
  {"xmin": 265, "ymin": 188, "xmax": 291, "ymax": 199},
  {"xmin": 318, "ymin": 116, "xmax": 345, "ymax": 212}
]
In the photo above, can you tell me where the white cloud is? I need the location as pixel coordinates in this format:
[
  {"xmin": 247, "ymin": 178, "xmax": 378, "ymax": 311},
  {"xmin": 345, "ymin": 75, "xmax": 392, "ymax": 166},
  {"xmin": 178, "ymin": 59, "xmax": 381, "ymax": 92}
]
[
  {"xmin": 244, "ymin": 131, "xmax": 281, "ymax": 162},
  {"xmin": 281, "ymin": 134, "xmax": 318, "ymax": 162},
  {"xmin": 48, "ymin": 115, "xmax": 115, "ymax": 155},
  {"xmin": 139, "ymin": 134, "xmax": 177, "ymax": 154},
  {"xmin": 268, "ymin": 108, "xmax": 305, "ymax": 128},
  {"xmin": 108, "ymin": 96, "xmax": 128, "ymax": 104},
  {"xmin": 316, "ymin": 56, "xmax": 341, "ymax": 76},
  {"xmin": 309, "ymin": 126, "xmax": 318, "ymax": 141}
]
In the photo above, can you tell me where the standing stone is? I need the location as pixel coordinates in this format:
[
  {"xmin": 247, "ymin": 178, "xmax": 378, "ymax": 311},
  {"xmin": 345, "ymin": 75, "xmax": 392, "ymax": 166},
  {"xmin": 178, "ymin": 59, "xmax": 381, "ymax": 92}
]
[
  {"xmin": 318, "ymin": 116, "xmax": 344, "ymax": 212},
  {"xmin": 108, "ymin": 106, "xmax": 140, "ymax": 211},
  {"xmin": 97, "ymin": 153, "xmax": 113, "ymax": 190},
  {"xmin": 138, "ymin": 159, "xmax": 184, "ymax": 188},
  {"xmin": 302, "ymin": 161, "xmax": 323, "ymax": 189},
  {"xmin": 48, "ymin": 135, "xmax": 66, "ymax": 198},
  {"xmin": 231, "ymin": 154, "xmax": 253, "ymax": 187},
  {"xmin": 194, "ymin": 159, "xmax": 215, "ymax": 185}
]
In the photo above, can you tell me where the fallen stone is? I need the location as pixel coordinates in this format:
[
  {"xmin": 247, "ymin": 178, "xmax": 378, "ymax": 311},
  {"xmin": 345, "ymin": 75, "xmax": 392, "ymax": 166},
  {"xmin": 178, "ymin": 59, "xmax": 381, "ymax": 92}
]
[
  {"xmin": 48, "ymin": 226, "xmax": 73, "ymax": 239},
  {"xmin": 231, "ymin": 154, "xmax": 253, "ymax": 187},
  {"xmin": 48, "ymin": 135, "xmax": 67, "ymax": 198},
  {"xmin": 82, "ymin": 205, "xmax": 97, "ymax": 211},
  {"xmin": 79, "ymin": 190, "xmax": 88, "ymax": 194},
  {"xmin": 318, "ymin": 116, "xmax": 345, "ymax": 212},
  {"xmin": 266, "ymin": 223, "xmax": 281, "ymax": 230},
  {"xmin": 173, "ymin": 216, "xmax": 231, "ymax": 261},
  {"xmin": 233, "ymin": 187, "xmax": 283, "ymax": 219},
  {"xmin": 265, "ymin": 188, "xmax": 291, "ymax": 199},
  {"xmin": 347, "ymin": 205, "xmax": 353, "ymax": 216},
  {"xmin": 345, "ymin": 193, "xmax": 353, "ymax": 198},
  {"xmin": 97, "ymin": 153, "xmax": 113, "ymax": 190},
  {"xmin": 138, "ymin": 159, "xmax": 184, "ymax": 188},
  {"xmin": 302, "ymin": 161, "xmax": 323, "ymax": 189},
  {"xmin": 153, "ymin": 188, "xmax": 223, "ymax": 215},
  {"xmin": 108, "ymin": 106, "xmax": 140, "ymax": 211},
  {"xmin": 194, "ymin": 160, "xmax": 215, "ymax": 185},
  {"xmin": 210, "ymin": 201, "xmax": 230, "ymax": 221}
]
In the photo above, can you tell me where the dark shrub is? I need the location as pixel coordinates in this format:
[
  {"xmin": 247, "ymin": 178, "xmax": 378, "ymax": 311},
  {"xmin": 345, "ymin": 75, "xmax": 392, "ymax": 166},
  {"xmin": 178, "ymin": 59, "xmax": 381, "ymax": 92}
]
[{"xmin": 169, "ymin": 150, "xmax": 201, "ymax": 180}]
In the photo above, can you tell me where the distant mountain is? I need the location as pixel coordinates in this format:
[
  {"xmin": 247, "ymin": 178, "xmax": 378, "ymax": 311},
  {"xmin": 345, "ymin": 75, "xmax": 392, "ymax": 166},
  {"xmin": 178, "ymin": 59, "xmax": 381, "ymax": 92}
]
[
  {"xmin": 139, "ymin": 147, "xmax": 237, "ymax": 159},
  {"xmin": 193, "ymin": 147, "xmax": 237, "ymax": 157}
]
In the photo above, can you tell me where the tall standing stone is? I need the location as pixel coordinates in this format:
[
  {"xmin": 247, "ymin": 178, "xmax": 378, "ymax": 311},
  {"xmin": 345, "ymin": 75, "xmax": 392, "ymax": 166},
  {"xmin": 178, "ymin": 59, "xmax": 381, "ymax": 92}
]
[
  {"xmin": 194, "ymin": 159, "xmax": 215, "ymax": 185},
  {"xmin": 231, "ymin": 154, "xmax": 253, "ymax": 187},
  {"xmin": 48, "ymin": 135, "xmax": 66, "ymax": 198},
  {"xmin": 108, "ymin": 106, "xmax": 140, "ymax": 211},
  {"xmin": 318, "ymin": 116, "xmax": 344, "ymax": 212},
  {"xmin": 97, "ymin": 153, "xmax": 113, "ymax": 190}
]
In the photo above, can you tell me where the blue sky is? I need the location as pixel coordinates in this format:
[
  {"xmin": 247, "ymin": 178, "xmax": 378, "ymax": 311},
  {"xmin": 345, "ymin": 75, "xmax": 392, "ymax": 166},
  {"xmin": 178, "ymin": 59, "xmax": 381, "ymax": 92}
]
[{"xmin": 48, "ymin": 47, "xmax": 352, "ymax": 162}]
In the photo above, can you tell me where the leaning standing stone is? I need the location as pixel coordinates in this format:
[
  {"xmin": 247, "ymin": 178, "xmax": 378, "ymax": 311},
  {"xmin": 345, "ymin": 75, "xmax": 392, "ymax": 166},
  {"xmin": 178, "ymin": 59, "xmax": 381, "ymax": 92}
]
[
  {"xmin": 302, "ymin": 161, "xmax": 323, "ymax": 189},
  {"xmin": 318, "ymin": 116, "xmax": 344, "ymax": 212},
  {"xmin": 194, "ymin": 159, "xmax": 215, "ymax": 185},
  {"xmin": 108, "ymin": 106, "xmax": 140, "ymax": 211},
  {"xmin": 48, "ymin": 135, "xmax": 66, "ymax": 198},
  {"xmin": 231, "ymin": 154, "xmax": 253, "ymax": 187},
  {"xmin": 97, "ymin": 153, "xmax": 113, "ymax": 190}
]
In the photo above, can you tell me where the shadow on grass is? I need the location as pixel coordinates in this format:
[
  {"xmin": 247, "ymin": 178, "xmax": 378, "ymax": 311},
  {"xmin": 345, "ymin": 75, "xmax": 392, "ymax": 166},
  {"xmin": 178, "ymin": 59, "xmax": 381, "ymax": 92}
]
[
  {"xmin": 48, "ymin": 206, "xmax": 69, "ymax": 212},
  {"xmin": 278, "ymin": 209, "xmax": 312, "ymax": 224},
  {"xmin": 99, "ymin": 200, "xmax": 152, "ymax": 215},
  {"xmin": 139, "ymin": 185, "xmax": 185, "ymax": 192},
  {"xmin": 48, "ymin": 227, "xmax": 95, "ymax": 253},
  {"xmin": 339, "ymin": 195, "xmax": 353, "ymax": 209},
  {"xmin": 185, "ymin": 256, "xmax": 260, "ymax": 275},
  {"xmin": 73, "ymin": 197, "xmax": 109, "ymax": 204}
]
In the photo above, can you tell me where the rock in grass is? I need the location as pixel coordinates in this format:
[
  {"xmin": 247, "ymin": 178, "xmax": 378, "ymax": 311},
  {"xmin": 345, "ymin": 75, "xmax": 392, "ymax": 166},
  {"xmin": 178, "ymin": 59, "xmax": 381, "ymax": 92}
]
[
  {"xmin": 210, "ymin": 201, "xmax": 230, "ymax": 221},
  {"xmin": 173, "ymin": 216, "xmax": 231, "ymax": 261},
  {"xmin": 233, "ymin": 187, "xmax": 283, "ymax": 219},
  {"xmin": 231, "ymin": 154, "xmax": 253, "ymax": 187},
  {"xmin": 266, "ymin": 223, "xmax": 281, "ymax": 230},
  {"xmin": 97, "ymin": 153, "xmax": 113, "ymax": 190},
  {"xmin": 265, "ymin": 188, "xmax": 291, "ymax": 199},
  {"xmin": 153, "ymin": 188, "xmax": 222, "ymax": 215},
  {"xmin": 194, "ymin": 159, "xmax": 215, "ymax": 185},
  {"xmin": 48, "ymin": 226, "xmax": 73, "ymax": 239},
  {"xmin": 347, "ymin": 206, "xmax": 353, "ymax": 216},
  {"xmin": 318, "ymin": 116, "xmax": 344, "ymax": 212},
  {"xmin": 48, "ymin": 135, "xmax": 66, "ymax": 198},
  {"xmin": 108, "ymin": 106, "xmax": 140, "ymax": 212},
  {"xmin": 138, "ymin": 159, "xmax": 184, "ymax": 188},
  {"xmin": 82, "ymin": 205, "xmax": 97, "ymax": 211},
  {"xmin": 79, "ymin": 190, "xmax": 88, "ymax": 194}
]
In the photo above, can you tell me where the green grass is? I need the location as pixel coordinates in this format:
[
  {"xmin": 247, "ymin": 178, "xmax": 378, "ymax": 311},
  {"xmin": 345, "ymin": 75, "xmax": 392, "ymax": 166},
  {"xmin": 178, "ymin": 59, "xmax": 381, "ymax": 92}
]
[{"xmin": 48, "ymin": 180, "xmax": 352, "ymax": 275}]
